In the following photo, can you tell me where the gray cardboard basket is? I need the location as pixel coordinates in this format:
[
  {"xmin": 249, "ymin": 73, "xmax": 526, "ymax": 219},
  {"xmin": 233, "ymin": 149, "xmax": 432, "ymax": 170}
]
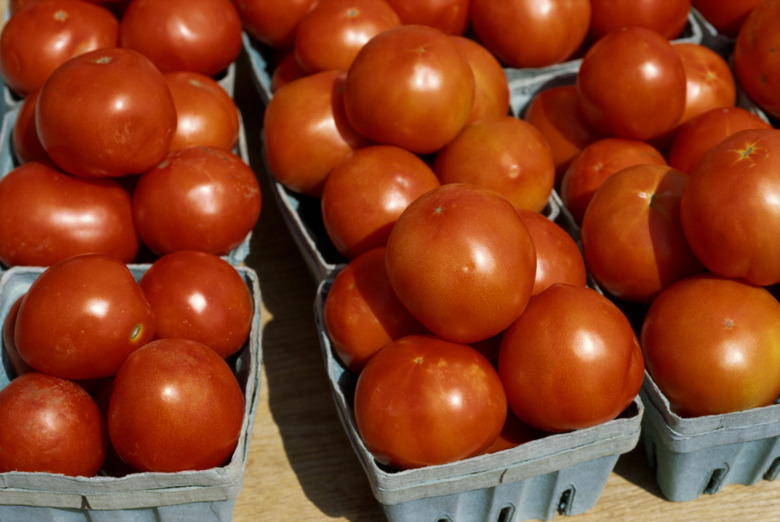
[{"xmin": 0, "ymin": 263, "xmax": 263, "ymax": 520}]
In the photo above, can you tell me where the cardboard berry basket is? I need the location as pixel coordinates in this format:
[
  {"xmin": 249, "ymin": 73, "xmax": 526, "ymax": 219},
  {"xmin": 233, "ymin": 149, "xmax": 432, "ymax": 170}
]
[{"xmin": 0, "ymin": 263, "xmax": 263, "ymax": 521}]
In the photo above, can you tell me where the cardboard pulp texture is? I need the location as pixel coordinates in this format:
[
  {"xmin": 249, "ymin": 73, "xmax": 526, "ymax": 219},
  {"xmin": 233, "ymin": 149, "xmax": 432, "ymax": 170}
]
[
  {"xmin": 0, "ymin": 263, "xmax": 263, "ymax": 520},
  {"xmin": 242, "ymin": 32, "xmax": 274, "ymax": 106},
  {"xmin": 312, "ymin": 277, "xmax": 644, "ymax": 522}
]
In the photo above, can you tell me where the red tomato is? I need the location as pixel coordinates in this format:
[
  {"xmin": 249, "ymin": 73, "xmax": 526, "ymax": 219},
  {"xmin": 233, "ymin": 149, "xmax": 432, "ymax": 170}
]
[
  {"xmin": 577, "ymin": 26, "xmax": 687, "ymax": 141},
  {"xmin": 433, "ymin": 116, "xmax": 555, "ymax": 213},
  {"xmin": 323, "ymin": 247, "xmax": 429, "ymax": 373},
  {"xmin": 36, "ymin": 47, "xmax": 177, "ymax": 178},
  {"xmin": 485, "ymin": 410, "xmax": 546, "ymax": 454},
  {"xmin": 691, "ymin": 0, "xmax": 763, "ymax": 38},
  {"xmin": 293, "ymin": 0, "xmax": 401, "ymax": 74},
  {"xmin": 11, "ymin": 89, "xmax": 53, "ymax": 166},
  {"xmin": 139, "ymin": 251, "xmax": 254, "ymax": 359},
  {"xmin": 269, "ymin": 52, "xmax": 307, "ymax": 93},
  {"xmin": 559, "ymin": 137, "xmax": 667, "ymax": 225},
  {"xmin": 321, "ymin": 145, "xmax": 441, "ymax": 260},
  {"xmin": 384, "ymin": 0, "xmax": 470, "ymax": 34},
  {"xmin": 2, "ymin": 297, "xmax": 33, "ymax": 377},
  {"xmin": 132, "ymin": 146, "xmax": 262, "ymax": 256},
  {"xmin": 680, "ymin": 128, "xmax": 780, "ymax": 286},
  {"xmin": 264, "ymin": 70, "xmax": 370, "ymax": 197},
  {"xmin": 672, "ymin": 42, "xmax": 736, "ymax": 126},
  {"xmin": 343, "ymin": 24, "xmax": 474, "ymax": 155},
  {"xmin": 232, "ymin": 0, "xmax": 318, "ymax": 50},
  {"xmin": 108, "ymin": 338, "xmax": 245, "ymax": 472},
  {"xmin": 0, "ymin": 162, "xmax": 139, "ymax": 267},
  {"xmin": 641, "ymin": 274, "xmax": 780, "ymax": 417},
  {"xmin": 385, "ymin": 183, "xmax": 537, "ymax": 343},
  {"xmin": 164, "ymin": 71, "xmax": 241, "ymax": 152},
  {"xmin": 581, "ymin": 164, "xmax": 704, "ymax": 303},
  {"xmin": 588, "ymin": 0, "xmax": 691, "ymax": 42},
  {"xmin": 119, "ymin": 0, "xmax": 242, "ymax": 76},
  {"xmin": 469, "ymin": 0, "xmax": 591, "ymax": 68},
  {"xmin": 449, "ymin": 35, "xmax": 510, "ymax": 124},
  {"xmin": 0, "ymin": 372, "xmax": 107, "ymax": 476},
  {"xmin": 498, "ymin": 284, "xmax": 644, "ymax": 432},
  {"xmin": 0, "ymin": 0, "xmax": 119, "ymax": 97},
  {"xmin": 353, "ymin": 334, "xmax": 507, "ymax": 469},
  {"xmin": 14, "ymin": 254, "xmax": 156, "ymax": 380},
  {"xmin": 733, "ymin": 0, "xmax": 780, "ymax": 119}
]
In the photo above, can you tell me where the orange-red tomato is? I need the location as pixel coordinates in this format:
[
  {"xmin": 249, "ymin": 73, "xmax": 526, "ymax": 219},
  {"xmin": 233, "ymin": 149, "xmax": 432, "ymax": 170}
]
[
  {"xmin": 449, "ymin": 35, "xmax": 511, "ymax": 124},
  {"xmin": 692, "ymin": 0, "xmax": 763, "ymax": 38},
  {"xmin": 384, "ymin": 0, "xmax": 470, "ymax": 35},
  {"xmin": 232, "ymin": 0, "xmax": 317, "ymax": 50},
  {"xmin": 733, "ymin": 0, "xmax": 780, "ymax": 119},
  {"xmin": 672, "ymin": 42, "xmax": 736, "ymax": 126},
  {"xmin": 11, "ymin": 89, "xmax": 53, "ymax": 166},
  {"xmin": 588, "ymin": 0, "xmax": 691, "ymax": 42}
]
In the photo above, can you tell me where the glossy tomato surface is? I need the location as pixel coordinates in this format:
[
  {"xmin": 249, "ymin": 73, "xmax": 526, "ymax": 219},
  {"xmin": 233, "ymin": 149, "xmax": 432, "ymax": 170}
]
[
  {"xmin": 733, "ymin": 0, "xmax": 780, "ymax": 119},
  {"xmin": 232, "ymin": 0, "xmax": 317, "ymax": 49},
  {"xmin": 672, "ymin": 42, "xmax": 736, "ymax": 126},
  {"xmin": 384, "ymin": 0, "xmax": 470, "ymax": 34},
  {"xmin": 691, "ymin": 0, "xmax": 763, "ymax": 38},
  {"xmin": 12, "ymin": 89, "xmax": 52, "ymax": 166},
  {"xmin": 588, "ymin": 0, "xmax": 691, "ymax": 41},
  {"xmin": 449, "ymin": 35, "xmax": 511, "ymax": 124},
  {"xmin": 2, "ymin": 297, "xmax": 32, "ymax": 377}
]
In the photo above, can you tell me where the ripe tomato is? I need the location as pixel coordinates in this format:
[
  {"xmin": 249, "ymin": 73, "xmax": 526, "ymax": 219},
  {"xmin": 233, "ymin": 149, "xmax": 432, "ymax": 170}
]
[
  {"xmin": 433, "ymin": 115, "xmax": 555, "ymax": 213},
  {"xmin": 469, "ymin": 0, "xmax": 591, "ymax": 68},
  {"xmin": 269, "ymin": 52, "xmax": 306, "ymax": 93},
  {"xmin": 232, "ymin": 0, "xmax": 317, "ymax": 49},
  {"xmin": 581, "ymin": 164, "xmax": 704, "ymax": 303},
  {"xmin": 14, "ymin": 254, "xmax": 156, "ymax": 380},
  {"xmin": 0, "ymin": 0, "xmax": 119, "ymax": 97},
  {"xmin": 385, "ymin": 183, "xmax": 537, "ymax": 343},
  {"xmin": 672, "ymin": 42, "xmax": 736, "ymax": 126},
  {"xmin": 2, "ymin": 297, "xmax": 33, "ymax": 377},
  {"xmin": 577, "ymin": 26, "xmax": 687, "ymax": 141},
  {"xmin": 0, "ymin": 372, "xmax": 107, "ymax": 476},
  {"xmin": 343, "ymin": 24, "xmax": 474, "ymax": 155},
  {"xmin": 641, "ymin": 273, "xmax": 780, "ymax": 417},
  {"xmin": 449, "ymin": 35, "xmax": 510, "ymax": 124},
  {"xmin": 132, "ymin": 146, "xmax": 262, "ymax": 256},
  {"xmin": 384, "ymin": 0, "xmax": 470, "ymax": 34},
  {"xmin": 691, "ymin": 0, "xmax": 763, "ymax": 38},
  {"xmin": 680, "ymin": 128, "xmax": 780, "ymax": 286},
  {"xmin": 588, "ymin": 0, "xmax": 691, "ymax": 42},
  {"xmin": 0, "ymin": 162, "xmax": 139, "ymax": 267},
  {"xmin": 11, "ymin": 89, "xmax": 53, "ymax": 166},
  {"xmin": 321, "ymin": 145, "xmax": 440, "ymax": 260},
  {"xmin": 36, "ymin": 47, "xmax": 177, "ymax": 178},
  {"xmin": 108, "ymin": 338, "xmax": 245, "ymax": 472},
  {"xmin": 353, "ymin": 334, "xmax": 507, "ymax": 469},
  {"xmin": 498, "ymin": 284, "xmax": 644, "ymax": 432},
  {"xmin": 485, "ymin": 410, "xmax": 545, "ymax": 454},
  {"xmin": 733, "ymin": 0, "xmax": 780, "ymax": 119}
]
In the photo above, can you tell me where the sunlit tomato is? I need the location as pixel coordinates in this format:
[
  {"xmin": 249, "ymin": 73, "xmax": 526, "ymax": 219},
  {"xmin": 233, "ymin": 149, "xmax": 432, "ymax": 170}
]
[
  {"xmin": 672, "ymin": 42, "xmax": 736, "ymax": 126},
  {"xmin": 449, "ymin": 35, "xmax": 510, "ymax": 124},
  {"xmin": 668, "ymin": 106, "xmax": 771, "ymax": 174},
  {"xmin": 588, "ymin": 0, "xmax": 691, "ymax": 42},
  {"xmin": 232, "ymin": 0, "xmax": 317, "ymax": 49},
  {"xmin": 0, "ymin": 0, "xmax": 119, "ymax": 97},
  {"xmin": 433, "ymin": 116, "xmax": 555, "ymax": 213},
  {"xmin": 469, "ymin": 0, "xmax": 591, "ymax": 68},
  {"xmin": 384, "ymin": 0, "xmax": 470, "ymax": 34},
  {"xmin": 15, "ymin": 254, "xmax": 155, "ymax": 380},
  {"xmin": 680, "ymin": 128, "xmax": 780, "ymax": 285},
  {"xmin": 36, "ymin": 47, "xmax": 177, "ymax": 178},
  {"xmin": 132, "ymin": 146, "xmax": 262, "ymax": 256},
  {"xmin": 264, "ymin": 70, "xmax": 370, "ymax": 197},
  {"xmin": 353, "ymin": 334, "xmax": 507, "ymax": 469},
  {"xmin": 641, "ymin": 273, "xmax": 780, "ymax": 417},
  {"xmin": 108, "ymin": 338, "xmax": 245, "ymax": 472},
  {"xmin": 0, "ymin": 162, "xmax": 139, "ymax": 267},
  {"xmin": 559, "ymin": 137, "xmax": 667, "ymax": 225},
  {"xmin": 343, "ymin": 24, "xmax": 474, "ymax": 155},
  {"xmin": 269, "ymin": 52, "xmax": 307, "ymax": 93},
  {"xmin": 498, "ymin": 284, "xmax": 644, "ymax": 432},
  {"xmin": 733, "ymin": 0, "xmax": 780, "ymax": 119},
  {"xmin": 2, "ymin": 297, "xmax": 33, "ymax": 377},
  {"xmin": 385, "ymin": 183, "xmax": 537, "ymax": 343},
  {"xmin": 577, "ymin": 26, "xmax": 687, "ymax": 141},
  {"xmin": 691, "ymin": 0, "xmax": 763, "ymax": 38},
  {"xmin": 139, "ymin": 251, "xmax": 254, "ymax": 359},
  {"xmin": 164, "ymin": 71, "xmax": 240, "ymax": 152},
  {"xmin": 323, "ymin": 248, "xmax": 429, "ymax": 373},
  {"xmin": 321, "ymin": 145, "xmax": 440, "ymax": 260},
  {"xmin": 11, "ymin": 89, "xmax": 53, "ymax": 166},
  {"xmin": 293, "ymin": 0, "xmax": 401, "ymax": 74},
  {"xmin": 581, "ymin": 164, "xmax": 704, "ymax": 303},
  {"xmin": 0, "ymin": 372, "xmax": 107, "ymax": 476}
]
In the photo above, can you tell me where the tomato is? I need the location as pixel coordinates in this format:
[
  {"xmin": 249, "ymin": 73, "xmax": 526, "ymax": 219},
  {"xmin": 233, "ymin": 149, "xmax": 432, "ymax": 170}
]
[
  {"xmin": 264, "ymin": 70, "xmax": 370, "ymax": 197},
  {"xmin": 588, "ymin": 0, "xmax": 691, "ymax": 42},
  {"xmin": 577, "ymin": 26, "xmax": 687, "ymax": 141},
  {"xmin": 559, "ymin": 137, "xmax": 667, "ymax": 225},
  {"xmin": 343, "ymin": 24, "xmax": 474, "ymax": 155},
  {"xmin": 485, "ymin": 410, "xmax": 545, "ymax": 454},
  {"xmin": 449, "ymin": 35, "xmax": 510, "ymax": 124},
  {"xmin": 323, "ymin": 247, "xmax": 429, "ymax": 373},
  {"xmin": 680, "ymin": 128, "xmax": 780, "ymax": 286},
  {"xmin": 108, "ymin": 338, "xmax": 245, "ymax": 472},
  {"xmin": 36, "ymin": 47, "xmax": 177, "ymax": 178},
  {"xmin": 14, "ymin": 254, "xmax": 155, "ymax": 380},
  {"xmin": 132, "ymin": 146, "xmax": 262, "ymax": 256},
  {"xmin": 433, "ymin": 116, "xmax": 555, "ymax": 213},
  {"xmin": 2, "ymin": 297, "xmax": 33, "ymax": 377},
  {"xmin": 733, "ymin": 0, "xmax": 780, "ymax": 119},
  {"xmin": 232, "ymin": 0, "xmax": 318, "ymax": 49},
  {"xmin": 0, "ymin": 372, "xmax": 107, "ymax": 476},
  {"xmin": 580, "ymin": 164, "xmax": 704, "ymax": 303},
  {"xmin": 353, "ymin": 334, "xmax": 507, "ymax": 469},
  {"xmin": 385, "ymin": 183, "xmax": 537, "ymax": 343},
  {"xmin": 119, "ymin": 0, "xmax": 242, "ymax": 76},
  {"xmin": 668, "ymin": 106, "xmax": 772, "ymax": 174},
  {"xmin": 293, "ymin": 0, "xmax": 401, "ymax": 74},
  {"xmin": 164, "ymin": 71, "xmax": 241, "ymax": 152},
  {"xmin": 641, "ymin": 273, "xmax": 780, "ymax": 417},
  {"xmin": 384, "ymin": 0, "xmax": 470, "ymax": 34},
  {"xmin": 498, "ymin": 284, "xmax": 644, "ymax": 433},
  {"xmin": 469, "ymin": 0, "xmax": 591, "ymax": 68},
  {"xmin": 0, "ymin": 0, "xmax": 119, "ymax": 97},
  {"xmin": 11, "ymin": 89, "xmax": 53, "ymax": 166},
  {"xmin": 0, "ymin": 162, "xmax": 139, "ymax": 267},
  {"xmin": 321, "ymin": 145, "xmax": 440, "ymax": 260},
  {"xmin": 269, "ymin": 51, "xmax": 307, "ymax": 93},
  {"xmin": 691, "ymin": 0, "xmax": 763, "ymax": 38},
  {"xmin": 672, "ymin": 42, "xmax": 736, "ymax": 126}
]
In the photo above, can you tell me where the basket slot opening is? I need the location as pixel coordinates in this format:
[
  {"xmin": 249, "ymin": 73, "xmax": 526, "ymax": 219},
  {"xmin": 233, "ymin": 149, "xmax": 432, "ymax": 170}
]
[
  {"xmin": 497, "ymin": 505, "xmax": 515, "ymax": 522},
  {"xmin": 703, "ymin": 466, "xmax": 728, "ymax": 495},
  {"xmin": 557, "ymin": 486, "xmax": 575, "ymax": 515},
  {"xmin": 763, "ymin": 456, "xmax": 780, "ymax": 481}
]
